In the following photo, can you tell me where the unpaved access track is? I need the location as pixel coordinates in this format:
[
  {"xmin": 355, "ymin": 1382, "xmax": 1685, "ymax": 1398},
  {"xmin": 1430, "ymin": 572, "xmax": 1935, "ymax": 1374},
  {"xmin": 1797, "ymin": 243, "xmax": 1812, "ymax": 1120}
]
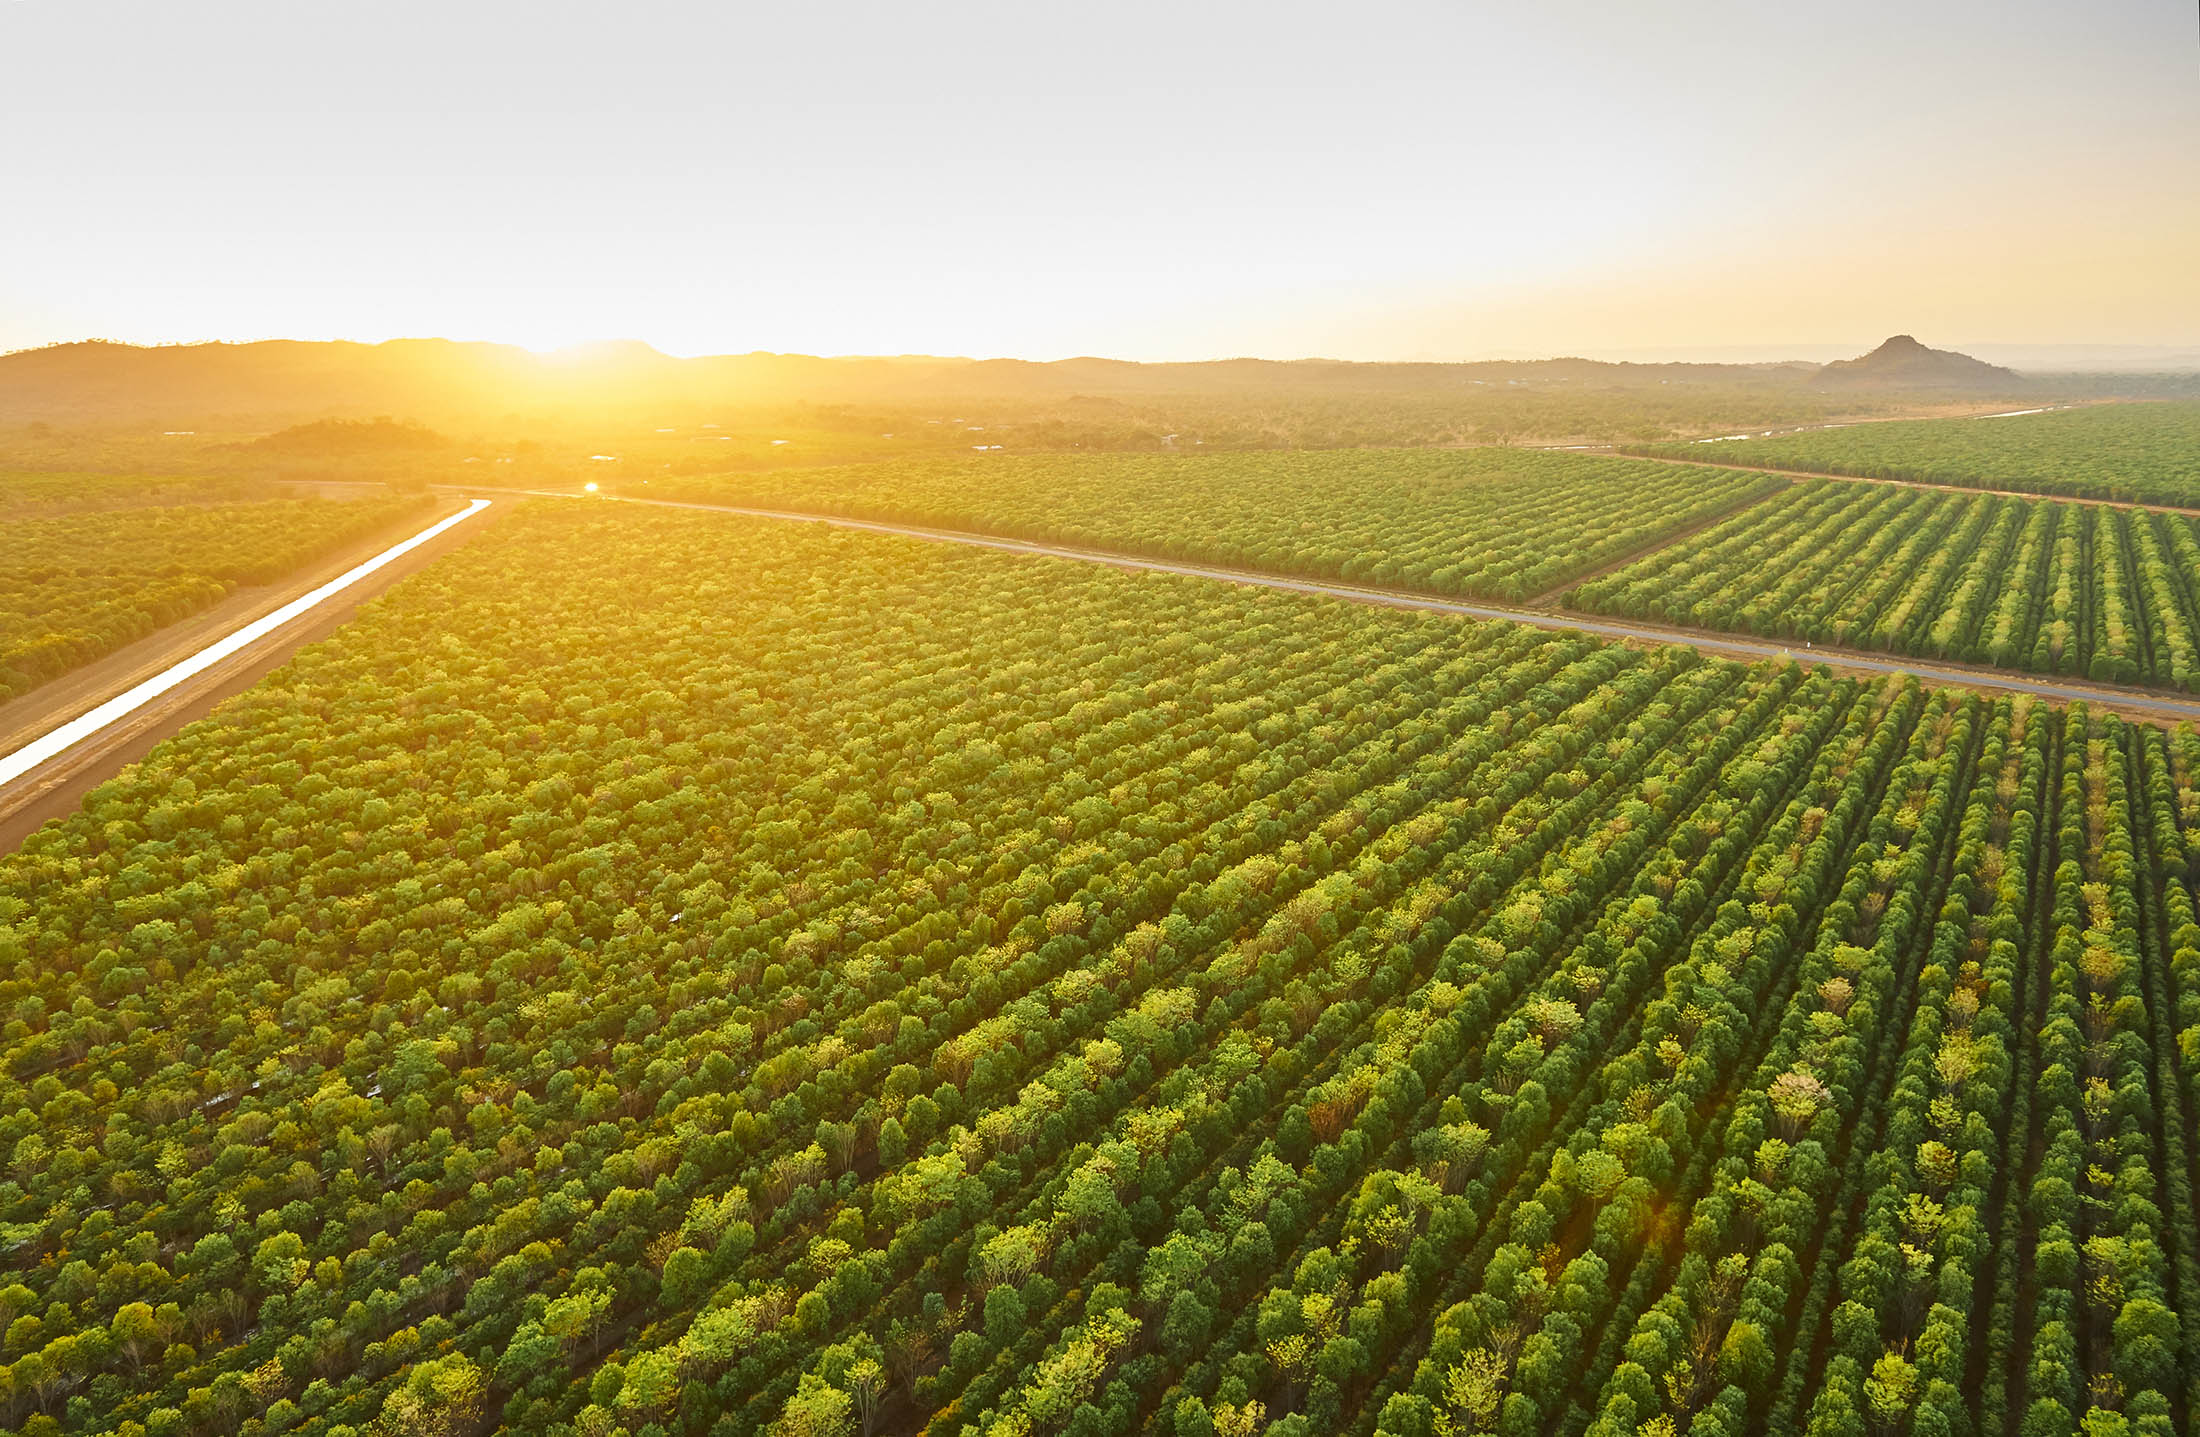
[
  {"xmin": 10, "ymin": 481, "xmax": 2200, "ymax": 856},
  {"xmin": 539, "ymin": 490, "xmax": 2200, "ymax": 725}
]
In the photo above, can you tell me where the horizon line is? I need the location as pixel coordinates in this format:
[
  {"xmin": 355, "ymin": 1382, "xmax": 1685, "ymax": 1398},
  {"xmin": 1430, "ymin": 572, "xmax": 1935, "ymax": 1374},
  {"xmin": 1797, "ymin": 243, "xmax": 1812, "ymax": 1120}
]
[{"xmin": 10, "ymin": 334, "xmax": 2200, "ymax": 372}]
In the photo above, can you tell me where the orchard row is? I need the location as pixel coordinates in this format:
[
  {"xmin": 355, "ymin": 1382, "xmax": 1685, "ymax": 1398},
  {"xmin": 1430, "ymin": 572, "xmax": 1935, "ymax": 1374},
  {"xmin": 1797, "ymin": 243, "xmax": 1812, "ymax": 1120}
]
[
  {"xmin": 1630, "ymin": 401, "xmax": 2200, "ymax": 507},
  {"xmin": 1571, "ymin": 479, "xmax": 2200, "ymax": 691},
  {"xmin": 636, "ymin": 450, "xmax": 1779, "ymax": 604},
  {"xmin": 0, "ymin": 481, "xmax": 434, "ymax": 702},
  {"xmin": 0, "ymin": 507, "xmax": 2192, "ymax": 1437}
]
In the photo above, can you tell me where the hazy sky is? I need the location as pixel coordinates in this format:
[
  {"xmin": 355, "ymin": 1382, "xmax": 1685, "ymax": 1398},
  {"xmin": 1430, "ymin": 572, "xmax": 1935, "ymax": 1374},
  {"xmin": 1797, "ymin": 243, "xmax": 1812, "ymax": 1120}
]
[{"xmin": 4, "ymin": 1, "xmax": 2195, "ymax": 361}]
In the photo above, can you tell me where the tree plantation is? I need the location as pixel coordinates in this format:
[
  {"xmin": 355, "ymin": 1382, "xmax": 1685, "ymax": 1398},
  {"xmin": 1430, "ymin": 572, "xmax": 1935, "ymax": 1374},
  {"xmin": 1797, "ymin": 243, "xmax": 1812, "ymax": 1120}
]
[
  {"xmin": 635, "ymin": 451, "xmax": 1781, "ymax": 604},
  {"xmin": 1568, "ymin": 479, "xmax": 2200, "ymax": 689},
  {"xmin": 1627, "ymin": 402, "xmax": 2200, "ymax": 508},
  {"xmin": 0, "ymin": 476, "xmax": 270, "ymax": 521},
  {"xmin": 0, "ymin": 477, "xmax": 433, "ymax": 702},
  {"xmin": 0, "ymin": 503, "xmax": 2195, "ymax": 1437},
  {"xmin": 623, "ymin": 444, "xmax": 2200, "ymax": 700}
]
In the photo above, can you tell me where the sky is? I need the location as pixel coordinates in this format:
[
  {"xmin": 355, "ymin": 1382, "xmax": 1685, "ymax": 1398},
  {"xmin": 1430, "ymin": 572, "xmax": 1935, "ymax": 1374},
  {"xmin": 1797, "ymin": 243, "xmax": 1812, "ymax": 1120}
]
[{"xmin": 3, "ymin": 0, "xmax": 2195, "ymax": 362}]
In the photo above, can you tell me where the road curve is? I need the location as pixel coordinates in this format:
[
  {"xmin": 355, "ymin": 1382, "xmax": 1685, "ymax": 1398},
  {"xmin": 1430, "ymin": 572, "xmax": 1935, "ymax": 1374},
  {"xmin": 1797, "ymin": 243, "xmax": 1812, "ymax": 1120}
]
[
  {"xmin": 548, "ymin": 489, "xmax": 2200, "ymax": 724},
  {"xmin": 0, "ymin": 500, "xmax": 493, "ymax": 796}
]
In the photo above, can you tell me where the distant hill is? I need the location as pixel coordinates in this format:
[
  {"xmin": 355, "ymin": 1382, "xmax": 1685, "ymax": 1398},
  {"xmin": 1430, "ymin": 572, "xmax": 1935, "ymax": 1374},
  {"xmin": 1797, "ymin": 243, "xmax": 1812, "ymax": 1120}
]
[
  {"xmin": 0, "ymin": 338, "xmax": 1835, "ymax": 428},
  {"xmin": 2, "ymin": 334, "xmax": 2148, "ymax": 435},
  {"xmin": 247, "ymin": 417, "xmax": 452, "ymax": 454},
  {"xmin": 1813, "ymin": 335, "xmax": 2022, "ymax": 390}
]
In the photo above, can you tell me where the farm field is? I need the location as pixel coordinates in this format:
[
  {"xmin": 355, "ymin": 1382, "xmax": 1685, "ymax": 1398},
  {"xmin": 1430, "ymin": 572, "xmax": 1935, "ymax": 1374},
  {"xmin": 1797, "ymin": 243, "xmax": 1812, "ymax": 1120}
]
[
  {"xmin": 1567, "ymin": 479, "xmax": 2200, "ymax": 690},
  {"xmin": 0, "ymin": 474, "xmax": 270, "ymax": 520},
  {"xmin": 1626, "ymin": 401, "xmax": 2200, "ymax": 507},
  {"xmin": 0, "ymin": 477, "xmax": 433, "ymax": 704},
  {"xmin": 0, "ymin": 503, "xmax": 2194, "ymax": 1437},
  {"xmin": 630, "ymin": 450, "xmax": 1783, "ymax": 603}
]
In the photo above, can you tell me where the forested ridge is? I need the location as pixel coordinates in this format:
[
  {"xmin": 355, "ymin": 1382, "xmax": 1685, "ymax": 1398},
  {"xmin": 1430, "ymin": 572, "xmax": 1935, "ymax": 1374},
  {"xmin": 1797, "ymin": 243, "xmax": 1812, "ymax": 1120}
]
[{"xmin": 0, "ymin": 505, "xmax": 2194, "ymax": 1437}]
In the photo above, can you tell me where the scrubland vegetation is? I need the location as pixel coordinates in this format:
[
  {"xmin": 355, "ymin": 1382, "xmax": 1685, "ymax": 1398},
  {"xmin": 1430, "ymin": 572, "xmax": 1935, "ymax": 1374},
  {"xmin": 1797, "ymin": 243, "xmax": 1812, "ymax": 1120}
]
[
  {"xmin": 638, "ymin": 451, "xmax": 1780, "ymax": 603},
  {"xmin": 1569, "ymin": 479, "xmax": 2200, "ymax": 688},
  {"xmin": 0, "ymin": 478, "xmax": 432, "ymax": 702},
  {"xmin": 1628, "ymin": 402, "xmax": 2200, "ymax": 507},
  {"xmin": 1, "ymin": 504, "xmax": 2195, "ymax": 1437}
]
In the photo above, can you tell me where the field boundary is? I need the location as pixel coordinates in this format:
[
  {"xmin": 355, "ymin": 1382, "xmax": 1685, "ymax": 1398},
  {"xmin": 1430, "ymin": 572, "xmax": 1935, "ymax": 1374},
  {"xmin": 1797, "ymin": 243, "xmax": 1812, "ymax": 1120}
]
[
  {"xmin": 1520, "ymin": 476, "xmax": 1796, "ymax": 605},
  {"xmin": 541, "ymin": 488, "xmax": 2200, "ymax": 724},
  {"xmin": 1599, "ymin": 445, "xmax": 2200, "ymax": 516}
]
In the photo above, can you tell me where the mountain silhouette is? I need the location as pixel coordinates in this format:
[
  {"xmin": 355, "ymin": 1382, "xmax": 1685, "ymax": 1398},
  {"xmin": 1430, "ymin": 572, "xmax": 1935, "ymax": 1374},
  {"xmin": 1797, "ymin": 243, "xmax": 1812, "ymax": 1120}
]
[{"xmin": 1812, "ymin": 335, "xmax": 2021, "ymax": 389}]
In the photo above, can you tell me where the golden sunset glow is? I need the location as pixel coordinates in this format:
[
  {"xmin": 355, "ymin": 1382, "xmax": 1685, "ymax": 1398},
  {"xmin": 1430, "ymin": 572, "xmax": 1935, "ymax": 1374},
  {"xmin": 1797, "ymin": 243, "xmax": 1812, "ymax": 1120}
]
[
  {"xmin": 6, "ymin": 1, "xmax": 2196, "ymax": 362},
  {"xmin": 5, "ymin": 5, "xmax": 2200, "ymax": 1433}
]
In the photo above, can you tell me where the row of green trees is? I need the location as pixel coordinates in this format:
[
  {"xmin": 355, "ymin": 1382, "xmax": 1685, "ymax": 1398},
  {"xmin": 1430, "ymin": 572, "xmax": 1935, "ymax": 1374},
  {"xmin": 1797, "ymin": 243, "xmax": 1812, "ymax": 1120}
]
[
  {"xmin": 666, "ymin": 642, "xmax": 1770, "ymax": 1432},
  {"xmin": 0, "ymin": 504, "xmax": 1744, "ymax": 1436},
  {"xmin": 1571, "ymin": 479, "xmax": 2200, "ymax": 691},
  {"xmin": 0, "ymin": 479, "xmax": 432, "ymax": 700},
  {"xmin": 1629, "ymin": 401, "xmax": 2200, "ymax": 507},
  {"xmin": 633, "ymin": 449, "xmax": 1780, "ymax": 606},
  {"xmin": 2, "ymin": 503, "xmax": 2198, "ymax": 1437},
  {"xmin": 1383, "ymin": 680, "xmax": 1960, "ymax": 1436},
  {"xmin": 922, "ymin": 655, "xmax": 1829, "ymax": 1437}
]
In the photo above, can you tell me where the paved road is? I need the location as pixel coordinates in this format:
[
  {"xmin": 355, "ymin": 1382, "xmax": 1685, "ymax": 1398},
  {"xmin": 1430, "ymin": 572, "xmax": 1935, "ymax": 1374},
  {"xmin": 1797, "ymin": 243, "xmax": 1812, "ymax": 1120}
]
[
  {"xmin": 8, "ymin": 480, "xmax": 2193, "ymax": 851},
  {"xmin": 0, "ymin": 496, "xmax": 473, "ymax": 763},
  {"xmin": 0, "ymin": 501, "xmax": 493, "ymax": 813},
  {"xmin": 540, "ymin": 490, "xmax": 2200, "ymax": 723}
]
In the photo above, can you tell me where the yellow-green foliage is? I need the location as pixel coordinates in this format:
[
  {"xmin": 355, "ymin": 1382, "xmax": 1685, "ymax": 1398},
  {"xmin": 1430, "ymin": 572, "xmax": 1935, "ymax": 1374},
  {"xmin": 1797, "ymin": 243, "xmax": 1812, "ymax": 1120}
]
[{"xmin": 637, "ymin": 448, "xmax": 1779, "ymax": 602}]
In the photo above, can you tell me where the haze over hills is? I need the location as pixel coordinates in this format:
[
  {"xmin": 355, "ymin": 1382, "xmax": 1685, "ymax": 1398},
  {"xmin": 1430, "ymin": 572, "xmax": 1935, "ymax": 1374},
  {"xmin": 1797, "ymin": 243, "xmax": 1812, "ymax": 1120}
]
[
  {"xmin": 1810, "ymin": 334, "xmax": 2022, "ymax": 390},
  {"xmin": 1956, "ymin": 342, "xmax": 2200, "ymax": 373},
  {"xmin": 0, "ymin": 334, "xmax": 2066, "ymax": 429}
]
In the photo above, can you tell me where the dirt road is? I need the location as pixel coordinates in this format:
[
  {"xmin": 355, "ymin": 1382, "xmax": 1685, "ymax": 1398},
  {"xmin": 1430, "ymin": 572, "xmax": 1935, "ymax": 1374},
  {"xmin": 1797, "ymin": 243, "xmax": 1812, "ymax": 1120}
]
[
  {"xmin": 546, "ymin": 489, "xmax": 2200, "ymax": 725},
  {"xmin": 12, "ymin": 479, "xmax": 2198, "ymax": 857}
]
